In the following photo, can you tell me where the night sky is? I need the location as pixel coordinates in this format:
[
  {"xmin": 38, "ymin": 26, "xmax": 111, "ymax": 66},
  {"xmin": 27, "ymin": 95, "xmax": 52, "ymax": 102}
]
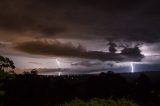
[{"xmin": 0, "ymin": 0, "xmax": 160, "ymax": 75}]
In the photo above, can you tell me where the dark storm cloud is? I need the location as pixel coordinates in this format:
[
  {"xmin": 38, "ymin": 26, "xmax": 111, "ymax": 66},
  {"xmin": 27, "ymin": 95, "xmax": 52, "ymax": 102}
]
[
  {"xmin": 28, "ymin": 62, "xmax": 42, "ymax": 65},
  {"xmin": 0, "ymin": 0, "xmax": 68, "ymax": 36},
  {"xmin": 14, "ymin": 40, "xmax": 143, "ymax": 61},
  {"xmin": 71, "ymin": 60, "xmax": 102, "ymax": 67},
  {"xmin": 0, "ymin": 0, "xmax": 160, "ymax": 42},
  {"xmin": 0, "ymin": 42, "xmax": 7, "ymax": 48},
  {"xmin": 14, "ymin": 40, "xmax": 87, "ymax": 57},
  {"xmin": 0, "ymin": 41, "xmax": 11, "ymax": 49},
  {"xmin": 71, "ymin": 60, "xmax": 114, "ymax": 68}
]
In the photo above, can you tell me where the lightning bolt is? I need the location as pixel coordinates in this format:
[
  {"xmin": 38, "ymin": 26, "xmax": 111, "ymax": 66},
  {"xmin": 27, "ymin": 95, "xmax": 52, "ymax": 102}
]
[
  {"xmin": 56, "ymin": 58, "xmax": 61, "ymax": 68},
  {"xmin": 130, "ymin": 62, "xmax": 134, "ymax": 73},
  {"xmin": 56, "ymin": 58, "xmax": 62, "ymax": 76}
]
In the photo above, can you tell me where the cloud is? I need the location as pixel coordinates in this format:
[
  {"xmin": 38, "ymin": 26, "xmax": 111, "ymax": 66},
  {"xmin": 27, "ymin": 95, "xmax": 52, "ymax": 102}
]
[
  {"xmin": 0, "ymin": 0, "xmax": 160, "ymax": 43},
  {"xmin": 14, "ymin": 40, "xmax": 86, "ymax": 57},
  {"xmin": 71, "ymin": 60, "xmax": 102, "ymax": 67},
  {"xmin": 28, "ymin": 62, "xmax": 42, "ymax": 65},
  {"xmin": 0, "ymin": 42, "xmax": 6, "ymax": 48},
  {"xmin": 14, "ymin": 40, "xmax": 144, "ymax": 61},
  {"xmin": 0, "ymin": 0, "xmax": 68, "ymax": 39}
]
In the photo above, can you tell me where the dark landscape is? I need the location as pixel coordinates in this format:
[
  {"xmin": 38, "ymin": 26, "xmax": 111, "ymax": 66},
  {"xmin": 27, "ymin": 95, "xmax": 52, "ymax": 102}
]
[
  {"xmin": 1, "ymin": 0, "xmax": 160, "ymax": 106},
  {"xmin": 1, "ymin": 71, "xmax": 160, "ymax": 106}
]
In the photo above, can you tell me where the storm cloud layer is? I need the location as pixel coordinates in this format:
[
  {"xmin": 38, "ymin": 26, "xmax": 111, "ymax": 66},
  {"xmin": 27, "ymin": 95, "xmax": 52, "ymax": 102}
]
[
  {"xmin": 0, "ymin": 0, "xmax": 160, "ymax": 42},
  {"xmin": 1, "ymin": 0, "xmax": 160, "ymax": 72}
]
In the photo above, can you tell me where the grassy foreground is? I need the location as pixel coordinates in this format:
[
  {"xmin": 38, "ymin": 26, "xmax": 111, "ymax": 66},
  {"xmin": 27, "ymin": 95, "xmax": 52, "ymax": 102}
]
[{"xmin": 59, "ymin": 98, "xmax": 138, "ymax": 106}]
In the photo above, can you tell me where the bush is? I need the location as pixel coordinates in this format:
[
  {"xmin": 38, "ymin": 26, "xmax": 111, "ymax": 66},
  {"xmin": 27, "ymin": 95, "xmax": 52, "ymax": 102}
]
[
  {"xmin": 0, "ymin": 71, "xmax": 15, "ymax": 98},
  {"xmin": 59, "ymin": 98, "xmax": 138, "ymax": 106}
]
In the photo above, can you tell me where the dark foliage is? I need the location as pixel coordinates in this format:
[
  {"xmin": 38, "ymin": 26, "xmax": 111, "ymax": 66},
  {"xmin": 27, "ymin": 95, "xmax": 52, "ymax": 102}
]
[
  {"xmin": 0, "ymin": 56, "xmax": 15, "ymax": 72},
  {"xmin": 2, "ymin": 72, "xmax": 160, "ymax": 106}
]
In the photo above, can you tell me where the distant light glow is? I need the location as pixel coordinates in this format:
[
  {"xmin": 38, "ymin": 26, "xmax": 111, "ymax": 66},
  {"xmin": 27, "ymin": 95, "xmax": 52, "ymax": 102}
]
[
  {"xmin": 140, "ymin": 44, "xmax": 159, "ymax": 56},
  {"xmin": 130, "ymin": 62, "xmax": 134, "ymax": 73}
]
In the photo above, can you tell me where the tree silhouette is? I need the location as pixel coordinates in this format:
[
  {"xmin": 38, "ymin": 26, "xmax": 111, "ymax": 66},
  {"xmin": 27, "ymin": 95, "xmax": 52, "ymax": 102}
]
[
  {"xmin": 31, "ymin": 69, "xmax": 38, "ymax": 75},
  {"xmin": 0, "ymin": 56, "xmax": 15, "ymax": 72}
]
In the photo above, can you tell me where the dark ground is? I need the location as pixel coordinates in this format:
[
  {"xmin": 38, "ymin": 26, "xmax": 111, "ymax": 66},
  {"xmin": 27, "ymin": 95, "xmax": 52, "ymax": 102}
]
[{"xmin": 2, "ymin": 71, "xmax": 160, "ymax": 106}]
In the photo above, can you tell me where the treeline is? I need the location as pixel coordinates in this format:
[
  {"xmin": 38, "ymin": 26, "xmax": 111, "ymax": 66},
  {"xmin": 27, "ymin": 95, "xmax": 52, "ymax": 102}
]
[{"xmin": 2, "ymin": 72, "xmax": 160, "ymax": 106}]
